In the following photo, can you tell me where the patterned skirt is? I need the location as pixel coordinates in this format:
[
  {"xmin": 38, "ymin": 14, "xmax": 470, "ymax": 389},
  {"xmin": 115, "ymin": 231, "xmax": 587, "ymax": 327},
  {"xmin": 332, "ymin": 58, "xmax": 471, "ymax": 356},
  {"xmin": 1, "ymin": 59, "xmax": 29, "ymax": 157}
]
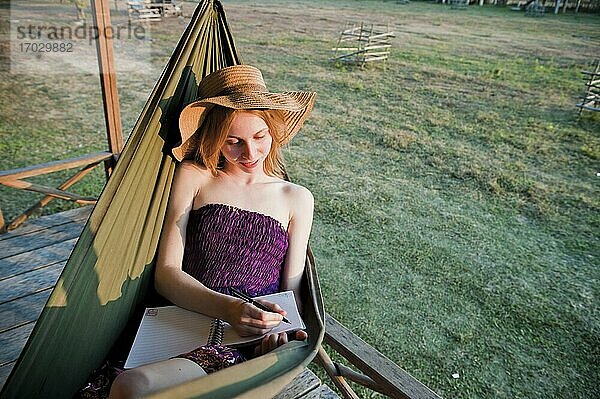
[{"xmin": 173, "ymin": 344, "xmax": 245, "ymax": 373}]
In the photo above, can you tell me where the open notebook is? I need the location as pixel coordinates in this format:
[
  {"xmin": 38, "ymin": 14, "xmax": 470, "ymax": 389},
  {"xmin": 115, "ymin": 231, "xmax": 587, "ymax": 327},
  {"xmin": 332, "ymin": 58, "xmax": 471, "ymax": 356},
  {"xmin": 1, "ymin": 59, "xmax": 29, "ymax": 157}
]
[{"xmin": 125, "ymin": 291, "xmax": 305, "ymax": 369}]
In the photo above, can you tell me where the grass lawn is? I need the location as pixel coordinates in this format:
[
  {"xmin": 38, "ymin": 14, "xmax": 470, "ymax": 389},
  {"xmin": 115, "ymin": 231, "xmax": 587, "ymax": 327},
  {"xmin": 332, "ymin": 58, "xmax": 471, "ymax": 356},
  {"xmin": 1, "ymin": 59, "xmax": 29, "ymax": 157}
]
[{"xmin": 1, "ymin": 0, "xmax": 599, "ymax": 398}]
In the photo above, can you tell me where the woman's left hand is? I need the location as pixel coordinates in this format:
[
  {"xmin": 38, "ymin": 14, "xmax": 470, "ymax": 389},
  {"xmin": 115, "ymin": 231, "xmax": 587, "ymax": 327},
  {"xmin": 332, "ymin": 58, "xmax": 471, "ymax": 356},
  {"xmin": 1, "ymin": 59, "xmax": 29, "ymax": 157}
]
[{"xmin": 255, "ymin": 330, "xmax": 309, "ymax": 356}]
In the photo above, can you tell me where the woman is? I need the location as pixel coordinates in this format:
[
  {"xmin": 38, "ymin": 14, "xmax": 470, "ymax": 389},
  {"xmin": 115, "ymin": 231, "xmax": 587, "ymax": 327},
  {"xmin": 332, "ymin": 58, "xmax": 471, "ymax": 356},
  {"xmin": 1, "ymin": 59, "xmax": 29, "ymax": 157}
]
[{"xmin": 108, "ymin": 65, "xmax": 316, "ymax": 399}]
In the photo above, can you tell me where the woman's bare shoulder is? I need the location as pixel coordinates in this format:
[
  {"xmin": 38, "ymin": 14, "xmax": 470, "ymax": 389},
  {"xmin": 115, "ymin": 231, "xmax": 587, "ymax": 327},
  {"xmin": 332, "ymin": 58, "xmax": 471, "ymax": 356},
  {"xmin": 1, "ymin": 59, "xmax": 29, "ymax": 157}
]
[
  {"xmin": 170, "ymin": 161, "xmax": 213, "ymax": 202},
  {"xmin": 177, "ymin": 160, "xmax": 212, "ymax": 181},
  {"xmin": 281, "ymin": 180, "xmax": 314, "ymax": 212}
]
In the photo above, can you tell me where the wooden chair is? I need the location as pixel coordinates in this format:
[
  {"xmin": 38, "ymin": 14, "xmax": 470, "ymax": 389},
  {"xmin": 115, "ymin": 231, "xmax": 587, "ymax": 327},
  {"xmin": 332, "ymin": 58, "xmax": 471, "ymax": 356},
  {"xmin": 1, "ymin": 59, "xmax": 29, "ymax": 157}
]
[{"xmin": 317, "ymin": 315, "xmax": 441, "ymax": 398}]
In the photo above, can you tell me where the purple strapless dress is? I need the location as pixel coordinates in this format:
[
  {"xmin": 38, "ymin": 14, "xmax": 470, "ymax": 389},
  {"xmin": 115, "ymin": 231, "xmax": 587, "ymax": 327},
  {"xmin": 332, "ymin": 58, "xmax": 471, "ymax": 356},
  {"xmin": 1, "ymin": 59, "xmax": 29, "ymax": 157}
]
[
  {"xmin": 174, "ymin": 203, "xmax": 289, "ymax": 371},
  {"xmin": 182, "ymin": 203, "xmax": 289, "ymax": 297}
]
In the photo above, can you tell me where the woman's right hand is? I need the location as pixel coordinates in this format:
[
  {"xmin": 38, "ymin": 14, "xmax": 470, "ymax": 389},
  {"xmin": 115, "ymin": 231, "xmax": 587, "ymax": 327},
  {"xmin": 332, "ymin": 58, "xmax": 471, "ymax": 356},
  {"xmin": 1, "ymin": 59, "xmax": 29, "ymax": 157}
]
[{"xmin": 228, "ymin": 299, "xmax": 286, "ymax": 336}]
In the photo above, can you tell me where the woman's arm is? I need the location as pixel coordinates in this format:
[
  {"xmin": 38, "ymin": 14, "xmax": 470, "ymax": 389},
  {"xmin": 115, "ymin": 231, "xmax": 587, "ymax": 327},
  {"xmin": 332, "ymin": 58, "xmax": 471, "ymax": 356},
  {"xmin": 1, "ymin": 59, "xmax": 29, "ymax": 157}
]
[
  {"xmin": 280, "ymin": 184, "xmax": 315, "ymax": 312},
  {"xmin": 255, "ymin": 184, "xmax": 313, "ymax": 355},
  {"xmin": 155, "ymin": 162, "xmax": 283, "ymax": 336}
]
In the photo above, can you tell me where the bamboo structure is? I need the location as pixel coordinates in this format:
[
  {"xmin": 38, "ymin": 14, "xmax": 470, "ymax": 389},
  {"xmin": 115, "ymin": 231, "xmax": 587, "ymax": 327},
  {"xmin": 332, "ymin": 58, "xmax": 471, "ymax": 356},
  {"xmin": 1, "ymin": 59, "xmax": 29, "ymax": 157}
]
[
  {"xmin": 331, "ymin": 22, "xmax": 394, "ymax": 67},
  {"xmin": 127, "ymin": 0, "xmax": 163, "ymax": 22},
  {"xmin": 577, "ymin": 59, "xmax": 600, "ymax": 115},
  {"xmin": 127, "ymin": 0, "xmax": 183, "ymax": 22}
]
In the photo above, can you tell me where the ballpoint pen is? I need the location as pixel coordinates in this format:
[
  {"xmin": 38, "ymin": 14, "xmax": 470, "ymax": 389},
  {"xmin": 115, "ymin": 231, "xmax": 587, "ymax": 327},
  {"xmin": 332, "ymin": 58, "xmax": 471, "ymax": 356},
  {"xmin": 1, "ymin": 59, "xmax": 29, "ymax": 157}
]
[{"xmin": 230, "ymin": 287, "xmax": 291, "ymax": 324}]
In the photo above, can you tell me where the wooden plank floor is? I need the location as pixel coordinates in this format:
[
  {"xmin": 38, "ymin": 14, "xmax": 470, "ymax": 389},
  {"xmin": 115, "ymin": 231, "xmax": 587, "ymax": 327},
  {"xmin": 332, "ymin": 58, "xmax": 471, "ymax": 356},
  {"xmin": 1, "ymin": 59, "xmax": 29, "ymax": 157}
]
[
  {"xmin": 0, "ymin": 206, "xmax": 338, "ymax": 398},
  {"xmin": 0, "ymin": 206, "xmax": 91, "ymax": 388}
]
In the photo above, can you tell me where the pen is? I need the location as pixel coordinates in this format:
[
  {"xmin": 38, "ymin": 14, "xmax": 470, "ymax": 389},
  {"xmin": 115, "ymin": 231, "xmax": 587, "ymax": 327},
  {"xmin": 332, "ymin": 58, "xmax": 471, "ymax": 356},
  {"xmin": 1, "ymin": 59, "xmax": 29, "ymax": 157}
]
[{"xmin": 230, "ymin": 287, "xmax": 291, "ymax": 324}]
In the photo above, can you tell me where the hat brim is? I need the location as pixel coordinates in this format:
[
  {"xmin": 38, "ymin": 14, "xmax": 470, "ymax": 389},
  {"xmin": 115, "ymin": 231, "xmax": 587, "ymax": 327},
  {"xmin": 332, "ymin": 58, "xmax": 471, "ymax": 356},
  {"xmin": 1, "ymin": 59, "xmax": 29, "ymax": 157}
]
[{"xmin": 173, "ymin": 91, "xmax": 316, "ymax": 161}]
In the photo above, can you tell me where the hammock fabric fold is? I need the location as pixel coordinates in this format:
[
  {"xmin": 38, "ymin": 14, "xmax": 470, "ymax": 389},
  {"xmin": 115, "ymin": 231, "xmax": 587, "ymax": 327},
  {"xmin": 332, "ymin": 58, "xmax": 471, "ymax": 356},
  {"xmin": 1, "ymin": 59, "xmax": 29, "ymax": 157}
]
[{"xmin": 1, "ymin": 1, "xmax": 324, "ymax": 397}]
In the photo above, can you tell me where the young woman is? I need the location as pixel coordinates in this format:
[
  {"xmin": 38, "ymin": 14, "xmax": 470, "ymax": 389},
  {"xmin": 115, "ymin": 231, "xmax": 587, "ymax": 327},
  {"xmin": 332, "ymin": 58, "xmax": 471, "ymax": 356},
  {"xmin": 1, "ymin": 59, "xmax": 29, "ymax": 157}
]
[{"xmin": 108, "ymin": 65, "xmax": 316, "ymax": 399}]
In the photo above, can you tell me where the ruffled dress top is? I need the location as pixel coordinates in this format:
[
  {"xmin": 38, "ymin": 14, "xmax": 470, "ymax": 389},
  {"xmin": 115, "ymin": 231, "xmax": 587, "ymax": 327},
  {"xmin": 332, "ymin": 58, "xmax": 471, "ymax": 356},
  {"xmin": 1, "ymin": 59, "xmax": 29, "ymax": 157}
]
[{"xmin": 182, "ymin": 203, "xmax": 289, "ymax": 297}]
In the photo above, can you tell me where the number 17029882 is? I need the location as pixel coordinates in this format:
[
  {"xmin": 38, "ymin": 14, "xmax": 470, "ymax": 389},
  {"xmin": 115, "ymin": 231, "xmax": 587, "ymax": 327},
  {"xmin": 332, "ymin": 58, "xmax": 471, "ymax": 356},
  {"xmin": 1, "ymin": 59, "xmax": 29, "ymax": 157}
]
[{"xmin": 19, "ymin": 42, "xmax": 73, "ymax": 53}]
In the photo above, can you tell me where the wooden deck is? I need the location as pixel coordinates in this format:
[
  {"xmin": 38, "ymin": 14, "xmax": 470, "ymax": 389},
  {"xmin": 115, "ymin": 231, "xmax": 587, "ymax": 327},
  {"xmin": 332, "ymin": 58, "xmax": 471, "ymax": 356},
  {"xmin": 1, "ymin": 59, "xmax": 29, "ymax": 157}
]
[
  {"xmin": 0, "ymin": 206, "xmax": 92, "ymax": 387},
  {"xmin": 0, "ymin": 206, "xmax": 338, "ymax": 398}
]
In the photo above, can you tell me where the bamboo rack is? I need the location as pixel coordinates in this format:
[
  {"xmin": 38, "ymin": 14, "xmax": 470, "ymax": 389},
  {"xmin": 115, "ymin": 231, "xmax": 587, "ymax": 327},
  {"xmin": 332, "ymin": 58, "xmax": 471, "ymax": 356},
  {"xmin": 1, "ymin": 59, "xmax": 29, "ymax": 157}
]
[
  {"xmin": 577, "ymin": 59, "xmax": 600, "ymax": 115},
  {"xmin": 331, "ymin": 22, "xmax": 394, "ymax": 67}
]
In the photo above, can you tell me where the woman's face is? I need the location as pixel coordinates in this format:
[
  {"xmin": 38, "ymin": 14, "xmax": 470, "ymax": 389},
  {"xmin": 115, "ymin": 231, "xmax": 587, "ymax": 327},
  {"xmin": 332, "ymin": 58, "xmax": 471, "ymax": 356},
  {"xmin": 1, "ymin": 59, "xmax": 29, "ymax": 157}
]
[{"xmin": 221, "ymin": 112, "xmax": 273, "ymax": 173}]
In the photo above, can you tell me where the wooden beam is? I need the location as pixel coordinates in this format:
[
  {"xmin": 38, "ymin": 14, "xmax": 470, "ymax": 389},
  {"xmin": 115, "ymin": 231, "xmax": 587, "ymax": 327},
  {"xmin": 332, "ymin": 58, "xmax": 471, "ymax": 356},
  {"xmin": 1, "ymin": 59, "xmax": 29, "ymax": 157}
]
[
  {"xmin": 577, "ymin": 104, "xmax": 600, "ymax": 111},
  {"xmin": 0, "ymin": 262, "xmax": 64, "ymax": 304},
  {"xmin": 0, "ymin": 151, "xmax": 112, "ymax": 183},
  {"xmin": 0, "ymin": 180, "xmax": 97, "ymax": 204},
  {"xmin": 324, "ymin": 314, "xmax": 442, "ymax": 399},
  {"xmin": 90, "ymin": 0, "xmax": 124, "ymax": 175},
  {"xmin": 363, "ymin": 56, "xmax": 390, "ymax": 62},
  {"xmin": 0, "ymin": 239, "xmax": 78, "ymax": 280},
  {"xmin": 335, "ymin": 363, "xmax": 380, "ymax": 393},
  {"xmin": 4, "ymin": 162, "xmax": 99, "ymax": 231},
  {"xmin": 316, "ymin": 347, "xmax": 360, "ymax": 399},
  {"xmin": 0, "ymin": 291, "xmax": 52, "ymax": 334},
  {"xmin": 0, "ymin": 215, "xmax": 87, "ymax": 259}
]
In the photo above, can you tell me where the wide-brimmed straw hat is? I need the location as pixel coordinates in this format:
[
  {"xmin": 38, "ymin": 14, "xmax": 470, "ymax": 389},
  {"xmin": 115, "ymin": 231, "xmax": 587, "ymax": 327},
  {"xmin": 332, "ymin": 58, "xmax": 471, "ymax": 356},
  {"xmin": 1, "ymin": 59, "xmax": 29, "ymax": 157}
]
[{"xmin": 174, "ymin": 65, "xmax": 316, "ymax": 161}]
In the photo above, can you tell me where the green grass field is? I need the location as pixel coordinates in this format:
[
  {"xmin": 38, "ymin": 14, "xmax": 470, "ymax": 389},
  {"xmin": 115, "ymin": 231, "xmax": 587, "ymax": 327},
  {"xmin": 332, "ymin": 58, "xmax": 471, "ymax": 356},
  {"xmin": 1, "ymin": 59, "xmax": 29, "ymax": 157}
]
[{"xmin": 1, "ymin": 0, "xmax": 599, "ymax": 397}]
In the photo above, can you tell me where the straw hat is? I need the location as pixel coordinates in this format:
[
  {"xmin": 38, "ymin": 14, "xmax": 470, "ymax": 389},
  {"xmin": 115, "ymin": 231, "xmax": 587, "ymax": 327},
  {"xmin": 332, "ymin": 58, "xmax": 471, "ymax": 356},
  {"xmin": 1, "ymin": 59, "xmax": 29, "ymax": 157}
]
[{"xmin": 174, "ymin": 65, "xmax": 316, "ymax": 161}]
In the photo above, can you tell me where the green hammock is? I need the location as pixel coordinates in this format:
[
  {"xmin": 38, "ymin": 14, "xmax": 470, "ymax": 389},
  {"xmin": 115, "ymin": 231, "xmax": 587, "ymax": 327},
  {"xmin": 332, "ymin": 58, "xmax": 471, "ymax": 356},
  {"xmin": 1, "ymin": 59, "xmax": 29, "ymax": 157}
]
[{"xmin": 1, "ymin": 1, "xmax": 324, "ymax": 397}]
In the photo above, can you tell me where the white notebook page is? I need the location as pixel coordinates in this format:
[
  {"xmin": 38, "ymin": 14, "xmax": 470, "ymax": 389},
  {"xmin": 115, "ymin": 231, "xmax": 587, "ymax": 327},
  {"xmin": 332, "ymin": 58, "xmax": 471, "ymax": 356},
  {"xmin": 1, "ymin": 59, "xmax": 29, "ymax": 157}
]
[{"xmin": 125, "ymin": 290, "xmax": 305, "ymax": 368}]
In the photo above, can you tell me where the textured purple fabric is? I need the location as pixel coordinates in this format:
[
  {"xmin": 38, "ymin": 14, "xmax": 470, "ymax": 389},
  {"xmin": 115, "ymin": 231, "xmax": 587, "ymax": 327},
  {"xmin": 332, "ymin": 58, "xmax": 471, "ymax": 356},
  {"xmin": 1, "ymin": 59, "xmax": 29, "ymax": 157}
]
[
  {"xmin": 175, "ymin": 345, "xmax": 245, "ymax": 373},
  {"xmin": 182, "ymin": 203, "xmax": 289, "ymax": 297}
]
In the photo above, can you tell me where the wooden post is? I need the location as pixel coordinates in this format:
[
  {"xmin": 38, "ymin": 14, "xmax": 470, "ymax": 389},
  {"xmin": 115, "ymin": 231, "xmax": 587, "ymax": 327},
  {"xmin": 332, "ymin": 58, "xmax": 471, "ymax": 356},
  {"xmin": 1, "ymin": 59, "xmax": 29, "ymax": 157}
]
[
  {"xmin": 90, "ymin": 0, "xmax": 124, "ymax": 177},
  {"xmin": 316, "ymin": 347, "xmax": 360, "ymax": 399},
  {"xmin": 0, "ymin": 209, "xmax": 5, "ymax": 234},
  {"xmin": 357, "ymin": 22, "xmax": 364, "ymax": 66}
]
